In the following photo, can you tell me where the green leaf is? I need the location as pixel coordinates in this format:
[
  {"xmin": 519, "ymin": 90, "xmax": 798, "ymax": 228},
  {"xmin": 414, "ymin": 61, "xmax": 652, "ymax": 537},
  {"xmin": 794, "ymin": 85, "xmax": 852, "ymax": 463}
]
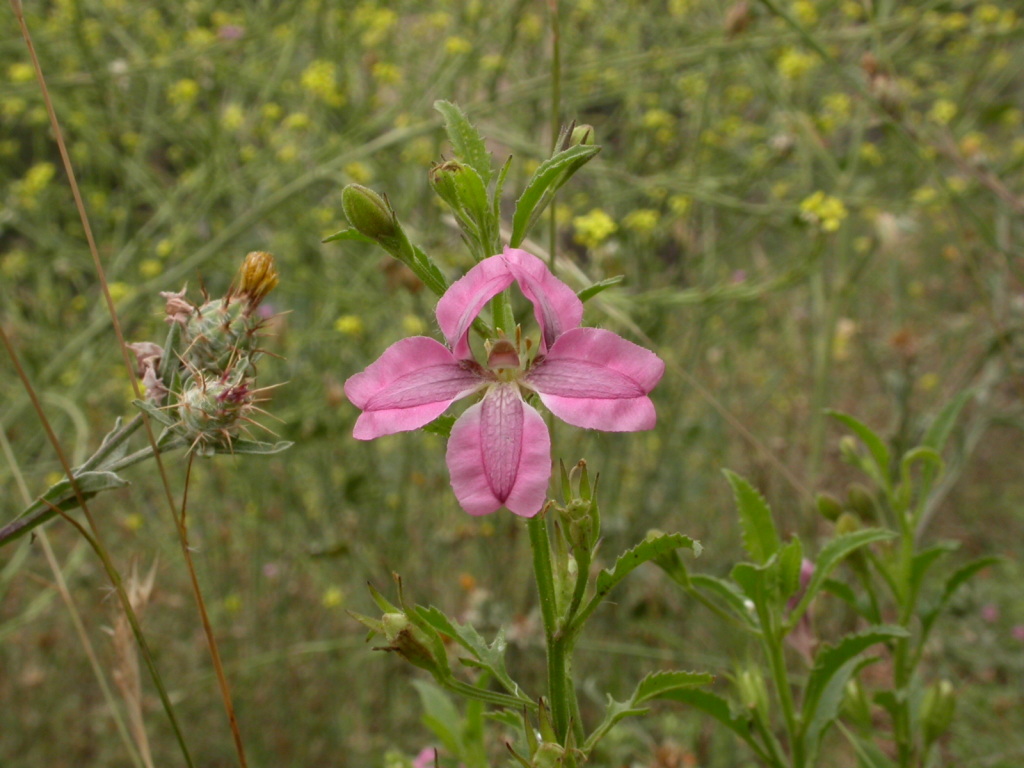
[
  {"xmin": 510, "ymin": 144, "xmax": 601, "ymax": 247},
  {"xmin": 491, "ymin": 155, "xmax": 512, "ymax": 225},
  {"xmin": 132, "ymin": 399, "xmax": 177, "ymax": 427},
  {"xmin": 1, "ymin": 470, "xmax": 131, "ymax": 548},
  {"xmin": 909, "ymin": 541, "xmax": 959, "ymax": 599},
  {"xmin": 921, "ymin": 555, "xmax": 1003, "ymax": 637},
  {"xmin": 788, "ymin": 529, "xmax": 895, "ymax": 627},
  {"xmin": 723, "ymin": 469, "xmax": 780, "ymax": 564},
  {"xmin": 577, "ymin": 275, "xmax": 624, "ymax": 303},
  {"xmin": 800, "ymin": 625, "xmax": 908, "ymax": 745},
  {"xmin": 921, "ymin": 390, "xmax": 971, "ymax": 453},
  {"xmin": 211, "ymin": 439, "xmax": 293, "ymax": 456},
  {"xmin": 434, "ymin": 100, "xmax": 491, "ymax": 185},
  {"xmin": 412, "ymin": 679, "xmax": 463, "ymax": 756},
  {"xmin": 321, "ymin": 227, "xmax": 376, "ymax": 244},
  {"xmin": 594, "ymin": 532, "xmax": 702, "ymax": 602},
  {"xmin": 778, "ymin": 537, "xmax": 805, "ymax": 603},
  {"xmin": 415, "ymin": 606, "xmax": 519, "ymax": 697},
  {"xmin": 803, "ymin": 654, "xmax": 881, "ymax": 760},
  {"xmin": 582, "ymin": 695, "xmax": 649, "ymax": 753},
  {"xmin": 828, "ymin": 410, "xmax": 891, "ymax": 482},
  {"xmin": 690, "ymin": 574, "xmax": 758, "ymax": 628},
  {"xmin": 633, "ymin": 670, "xmax": 714, "ymax": 704}
]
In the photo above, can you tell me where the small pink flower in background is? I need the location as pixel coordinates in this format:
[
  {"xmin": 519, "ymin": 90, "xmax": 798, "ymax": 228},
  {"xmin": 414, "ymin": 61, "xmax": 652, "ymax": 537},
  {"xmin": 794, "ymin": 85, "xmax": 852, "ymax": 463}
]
[
  {"xmin": 345, "ymin": 248, "xmax": 664, "ymax": 517},
  {"xmin": 412, "ymin": 748, "xmax": 437, "ymax": 768},
  {"xmin": 1012, "ymin": 625, "xmax": 1024, "ymax": 643},
  {"xmin": 980, "ymin": 603, "xmax": 999, "ymax": 624}
]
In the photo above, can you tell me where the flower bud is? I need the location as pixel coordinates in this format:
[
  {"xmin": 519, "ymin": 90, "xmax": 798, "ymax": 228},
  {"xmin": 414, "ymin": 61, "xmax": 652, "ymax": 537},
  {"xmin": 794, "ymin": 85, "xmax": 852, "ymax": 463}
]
[
  {"xmin": 531, "ymin": 742, "xmax": 566, "ymax": 768},
  {"xmin": 558, "ymin": 460, "xmax": 601, "ymax": 553},
  {"xmin": 835, "ymin": 511, "xmax": 861, "ymax": 536},
  {"xmin": 428, "ymin": 159, "xmax": 471, "ymax": 215},
  {"xmin": 342, "ymin": 184, "xmax": 403, "ymax": 248},
  {"xmin": 736, "ymin": 666, "xmax": 769, "ymax": 717},
  {"xmin": 176, "ymin": 370, "xmax": 256, "ymax": 453},
  {"xmin": 232, "ymin": 251, "xmax": 279, "ymax": 311},
  {"xmin": 569, "ymin": 124, "xmax": 595, "ymax": 147},
  {"xmin": 846, "ymin": 482, "xmax": 878, "ymax": 522},
  {"xmin": 921, "ymin": 679, "xmax": 956, "ymax": 745},
  {"xmin": 815, "ymin": 492, "xmax": 843, "ymax": 522},
  {"xmin": 841, "ymin": 678, "xmax": 873, "ymax": 728}
]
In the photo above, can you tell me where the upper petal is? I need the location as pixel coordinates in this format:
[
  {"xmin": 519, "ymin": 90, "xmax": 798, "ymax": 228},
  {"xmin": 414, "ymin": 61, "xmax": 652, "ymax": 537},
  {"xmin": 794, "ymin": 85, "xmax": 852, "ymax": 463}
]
[
  {"xmin": 525, "ymin": 327, "xmax": 664, "ymax": 431},
  {"xmin": 436, "ymin": 256, "xmax": 515, "ymax": 359},
  {"xmin": 345, "ymin": 336, "xmax": 486, "ymax": 439},
  {"xmin": 446, "ymin": 383, "xmax": 551, "ymax": 517},
  {"xmin": 502, "ymin": 248, "xmax": 583, "ymax": 352}
]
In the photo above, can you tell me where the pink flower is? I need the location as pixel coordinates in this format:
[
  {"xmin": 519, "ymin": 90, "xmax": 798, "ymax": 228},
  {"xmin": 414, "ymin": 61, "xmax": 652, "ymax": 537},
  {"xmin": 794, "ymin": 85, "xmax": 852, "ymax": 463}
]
[{"xmin": 345, "ymin": 248, "xmax": 664, "ymax": 517}]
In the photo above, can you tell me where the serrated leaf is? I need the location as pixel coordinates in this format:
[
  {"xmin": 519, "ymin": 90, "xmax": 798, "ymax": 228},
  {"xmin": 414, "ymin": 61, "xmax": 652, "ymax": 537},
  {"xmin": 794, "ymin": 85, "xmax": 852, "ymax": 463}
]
[
  {"xmin": 416, "ymin": 606, "xmax": 518, "ymax": 696},
  {"xmin": 510, "ymin": 144, "xmax": 601, "ymax": 247},
  {"xmin": 594, "ymin": 532, "xmax": 701, "ymax": 601},
  {"xmin": 491, "ymin": 155, "xmax": 512, "ymax": 223},
  {"xmin": 633, "ymin": 670, "xmax": 714, "ymax": 705},
  {"xmin": 723, "ymin": 470, "xmax": 780, "ymax": 564},
  {"xmin": 578, "ymin": 275, "xmax": 624, "ymax": 303},
  {"xmin": 322, "ymin": 228, "xmax": 376, "ymax": 244},
  {"xmin": 801, "ymin": 625, "xmax": 908, "ymax": 739},
  {"xmin": 210, "ymin": 439, "xmax": 293, "ymax": 456},
  {"xmin": 434, "ymin": 100, "xmax": 491, "ymax": 185},
  {"xmin": 828, "ymin": 410, "xmax": 891, "ymax": 481}
]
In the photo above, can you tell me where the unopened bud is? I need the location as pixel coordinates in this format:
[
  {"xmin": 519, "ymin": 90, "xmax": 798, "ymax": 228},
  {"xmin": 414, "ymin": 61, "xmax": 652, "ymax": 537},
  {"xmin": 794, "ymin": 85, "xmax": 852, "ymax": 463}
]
[
  {"xmin": 342, "ymin": 184, "xmax": 402, "ymax": 247},
  {"xmin": 816, "ymin": 492, "xmax": 843, "ymax": 521},
  {"xmin": 835, "ymin": 511, "xmax": 861, "ymax": 536},
  {"xmin": 378, "ymin": 612, "xmax": 443, "ymax": 674},
  {"xmin": 736, "ymin": 666, "xmax": 769, "ymax": 716},
  {"xmin": 842, "ymin": 678, "xmax": 873, "ymax": 728},
  {"xmin": 846, "ymin": 482, "xmax": 878, "ymax": 522},
  {"xmin": 569, "ymin": 124, "xmax": 595, "ymax": 147},
  {"xmin": 233, "ymin": 251, "xmax": 279, "ymax": 311},
  {"xmin": 921, "ymin": 680, "xmax": 956, "ymax": 745}
]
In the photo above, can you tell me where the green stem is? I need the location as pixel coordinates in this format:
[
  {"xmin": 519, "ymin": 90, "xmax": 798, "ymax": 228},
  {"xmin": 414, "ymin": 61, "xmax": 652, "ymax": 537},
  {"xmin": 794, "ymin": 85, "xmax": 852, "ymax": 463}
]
[
  {"xmin": 758, "ymin": 606, "xmax": 800, "ymax": 768},
  {"xmin": 528, "ymin": 513, "xmax": 571, "ymax": 742}
]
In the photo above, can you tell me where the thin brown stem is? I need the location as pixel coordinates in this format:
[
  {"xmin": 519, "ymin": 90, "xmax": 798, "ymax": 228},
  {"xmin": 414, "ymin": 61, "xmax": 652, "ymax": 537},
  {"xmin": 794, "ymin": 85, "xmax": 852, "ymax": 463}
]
[{"xmin": 177, "ymin": 454, "xmax": 249, "ymax": 768}]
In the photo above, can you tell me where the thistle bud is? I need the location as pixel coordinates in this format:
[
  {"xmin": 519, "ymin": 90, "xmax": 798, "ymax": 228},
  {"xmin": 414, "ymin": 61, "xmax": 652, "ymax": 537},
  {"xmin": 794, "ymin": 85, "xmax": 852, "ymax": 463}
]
[
  {"xmin": 342, "ymin": 184, "xmax": 403, "ymax": 249},
  {"xmin": 176, "ymin": 370, "xmax": 257, "ymax": 454},
  {"xmin": 231, "ymin": 251, "xmax": 279, "ymax": 312}
]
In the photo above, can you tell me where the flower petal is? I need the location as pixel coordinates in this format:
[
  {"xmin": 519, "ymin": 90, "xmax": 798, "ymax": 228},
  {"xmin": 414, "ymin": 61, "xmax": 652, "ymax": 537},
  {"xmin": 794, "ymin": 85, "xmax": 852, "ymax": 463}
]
[
  {"xmin": 345, "ymin": 337, "xmax": 486, "ymax": 439},
  {"xmin": 502, "ymin": 248, "xmax": 583, "ymax": 351},
  {"xmin": 436, "ymin": 256, "xmax": 514, "ymax": 359},
  {"xmin": 525, "ymin": 327, "xmax": 664, "ymax": 431},
  {"xmin": 446, "ymin": 384, "xmax": 551, "ymax": 517}
]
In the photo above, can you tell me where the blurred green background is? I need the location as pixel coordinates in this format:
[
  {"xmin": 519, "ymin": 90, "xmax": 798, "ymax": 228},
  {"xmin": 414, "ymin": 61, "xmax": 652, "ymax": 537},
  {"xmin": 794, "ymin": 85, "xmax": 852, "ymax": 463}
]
[{"xmin": 2, "ymin": 0, "xmax": 1023, "ymax": 765}]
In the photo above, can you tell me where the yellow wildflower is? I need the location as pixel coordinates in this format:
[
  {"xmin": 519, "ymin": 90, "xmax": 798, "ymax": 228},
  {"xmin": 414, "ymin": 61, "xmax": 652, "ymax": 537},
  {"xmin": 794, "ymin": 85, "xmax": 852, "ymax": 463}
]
[
  {"xmin": 623, "ymin": 209, "xmax": 660, "ymax": 234},
  {"xmin": 335, "ymin": 315, "xmax": 364, "ymax": 336},
  {"xmin": 573, "ymin": 209, "xmax": 618, "ymax": 248},
  {"xmin": 928, "ymin": 99, "xmax": 957, "ymax": 126},
  {"xmin": 167, "ymin": 78, "xmax": 200, "ymax": 108},
  {"xmin": 799, "ymin": 191, "xmax": 848, "ymax": 232}
]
